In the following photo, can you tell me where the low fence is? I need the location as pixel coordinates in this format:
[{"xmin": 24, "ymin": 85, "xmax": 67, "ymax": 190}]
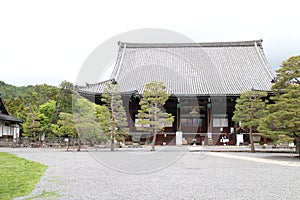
[
  {"xmin": 0, "ymin": 137, "xmax": 111, "ymax": 148},
  {"xmin": 0, "ymin": 137, "xmax": 78, "ymax": 148},
  {"xmin": 0, "ymin": 139, "xmax": 15, "ymax": 147}
]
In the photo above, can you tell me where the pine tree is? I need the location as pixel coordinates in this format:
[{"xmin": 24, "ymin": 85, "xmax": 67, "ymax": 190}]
[
  {"xmin": 259, "ymin": 85, "xmax": 300, "ymax": 144},
  {"xmin": 101, "ymin": 82, "xmax": 128, "ymax": 151},
  {"xmin": 272, "ymin": 55, "xmax": 300, "ymax": 89},
  {"xmin": 56, "ymin": 81, "xmax": 73, "ymax": 114},
  {"xmin": 51, "ymin": 81, "xmax": 74, "ymax": 130},
  {"xmin": 232, "ymin": 90, "xmax": 267, "ymax": 152},
  {"xmin": 22, "ymin": 112, "xmax": 43, "ymax": 142},
  {"xmin": 137, "ymin": 82, "xmax": 174, "ymax": 151},
  {"xmin": 259, "ymin": 55, "xmax": 300, "ymax": 156}
]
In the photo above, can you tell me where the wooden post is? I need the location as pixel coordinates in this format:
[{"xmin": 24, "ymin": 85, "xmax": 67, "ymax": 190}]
[
  {"xmin": 207, "ymin": 99, "xmax": 213, "ymax": 145},
  {"xmin": 177, "ymin": 99, "xmax": 181, "ymax": 131}
]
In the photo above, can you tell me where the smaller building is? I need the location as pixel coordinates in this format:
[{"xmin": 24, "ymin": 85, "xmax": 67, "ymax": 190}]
[{"xmin": 0, "ymin": 95, "xmax": 23, "ymax": 142}]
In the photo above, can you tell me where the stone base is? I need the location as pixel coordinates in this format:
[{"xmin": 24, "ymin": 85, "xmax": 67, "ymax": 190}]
[
  {"xmin": 207, "ymin": 139, "xmax": 214, "ymax": 146},
  {"xmin": 176, "ymin": 131, "xmax": 183, "ymax": 146}
]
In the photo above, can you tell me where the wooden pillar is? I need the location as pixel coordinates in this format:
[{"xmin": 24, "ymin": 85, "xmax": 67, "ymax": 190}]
[
  {"xmin": 176, "ymin": 98, "xmax": 182, "ymax": 146},
  {"xmin": 177, "ymin": 98, "xmax": 181, "ymax": 131},
  {"xmin": 207, "ymin": 98, "xmax": 213, "ymax": 145},
  {"xmin": 207, "ymin": 103, "xmax": 211, "ymax": 133}
]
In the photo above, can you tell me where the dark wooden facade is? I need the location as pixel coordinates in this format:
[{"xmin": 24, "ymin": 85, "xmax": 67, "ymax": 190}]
[
  {"xmin": 93, "ymin": 93, "xmax": 240, "ymax": 145},
  {"xmin": 139, "ymin": 96, "xmax": 236, "ymax": 145}
]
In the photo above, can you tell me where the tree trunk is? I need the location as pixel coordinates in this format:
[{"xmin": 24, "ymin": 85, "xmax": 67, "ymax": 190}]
[
  {"xmin": 111, "ymin": 130, "xmax": 115, "ymax": 151},
  {"xmin": 151, "ymin": 103, "xmax": 158, "ymax": 151},
  {"xmin": 151, "ymin": 131, "xmax": 157, "ymax": 151},
  {"xmin": 249, "ymin": 127, "xmax": 255, "ymax": 153},
  {"xmin": 77, "ymin": 132, "xmax": 81, "ymax": 151},
  {"xmin": 110, "ymin": 94, "xmax": 115, "ymax": 151}
]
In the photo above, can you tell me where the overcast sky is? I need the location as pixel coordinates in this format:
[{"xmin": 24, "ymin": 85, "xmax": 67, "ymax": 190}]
[{"xmin": 1, "ymin": 0, "xmax": 299, "ymax": 86}]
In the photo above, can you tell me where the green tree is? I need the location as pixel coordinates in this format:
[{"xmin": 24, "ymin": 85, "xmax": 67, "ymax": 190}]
[
  {"xmin": 22, "ymin": 112, "xmax": 43, "ymax": 142},
  {"xmin": 137, "ymin": 82, "xmax": 174, "ymax": 151},
  {"xmin": 0, "ymin": 81, "xmax": 24, "ymax": 101},
  {"xmin": 0, "ymin": 81, "xmax": 78, "ymax": 142},
  {"xmin": 101, "ymin": 82, "xmax": 128, "ymax": 151},
  {"xmin": 56, "ymin": 81, "xmax": 73, "ymax": 114},
  {"xmin": 23, "ymin": 84, "xmax": 58, "ymax": 108},
  {"xmin": 50, "ymin": 81, "xmax": 74, "ymax": 136},
  {"xmin": 73, "ymin": 96, "xmax": 104, "ymax": 151},
  {"xmin": 259, "ymin": 85, "xmax": 300, "ymax": 144},
  {"xmin": 37, "ymin": 100, "xmax": 57, "ymax": 138},
  {"xmin": 232, "ymin": 90, "xmax": 268, "ymax": 152},
  {"xmin": 19, "ymin": 84, "xmax": 59, "ymax": 140},
  {"xmin": 272, "ymin": 55, "xmax": 300, "ymax": 89},
  {"xmin": 5, "ymin": 97, "xmax": 27, "ymax": 120},
  {"xmin": 259, "ymin": 55, "xmax": 300, "ymax": 155},
  {"xmin": 95, "ymin": 105, "xmax": 110, "ymax": 142},
  {"xmin": 51, "ymin": 112, "xmax": 77, "ymax": 151}
]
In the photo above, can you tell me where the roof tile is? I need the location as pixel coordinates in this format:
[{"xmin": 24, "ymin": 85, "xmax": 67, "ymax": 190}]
[{"xmin": 77, "ymin": 40, "xmax": 273, "ymax": 96}]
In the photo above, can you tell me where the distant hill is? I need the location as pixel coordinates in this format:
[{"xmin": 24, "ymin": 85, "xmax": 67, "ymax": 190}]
[{"xmin": 0, "ymin": 81, "xmax": 33, "ymax": 102}]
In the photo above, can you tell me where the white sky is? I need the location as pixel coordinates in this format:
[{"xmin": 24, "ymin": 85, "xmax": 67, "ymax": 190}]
[{"xmin": 1, "ymin": 0, "xmax": 300, "ymax": 86}]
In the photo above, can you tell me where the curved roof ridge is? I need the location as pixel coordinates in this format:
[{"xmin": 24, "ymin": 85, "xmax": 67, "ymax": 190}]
[
  {"xmin": 254, "ymin": 41, "xmax": 274, "ymax": 79},
  {"xmin": 118, "ymin": 39, "xmax": 263, "ymax": 48}
]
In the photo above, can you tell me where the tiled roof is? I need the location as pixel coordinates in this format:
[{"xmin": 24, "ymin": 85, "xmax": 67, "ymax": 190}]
[
  {"xmin": 74, "ymin": 79, "xmax": 137, "ymax": 96},
  {"xmin": 0, "ymin": 113, "xmax": 23, "ymax": 123},
  {"xmin": 76, "ymin": 40, "xmax": 274, "ymax": 96},
  {"xmin": 75, "ymin": 79, "xmax": 112, "ymax": 95}
]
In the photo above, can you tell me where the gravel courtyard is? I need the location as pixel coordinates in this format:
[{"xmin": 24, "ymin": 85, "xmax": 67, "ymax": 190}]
[{"xmin": 2, "ymin": 147, "xmax": 300, "ymax": 200}]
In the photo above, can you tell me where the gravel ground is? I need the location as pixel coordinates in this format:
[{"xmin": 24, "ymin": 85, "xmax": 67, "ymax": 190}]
[{"xmin": 1, "ymin": 147, "xmax": 300, "ymax": 200}]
